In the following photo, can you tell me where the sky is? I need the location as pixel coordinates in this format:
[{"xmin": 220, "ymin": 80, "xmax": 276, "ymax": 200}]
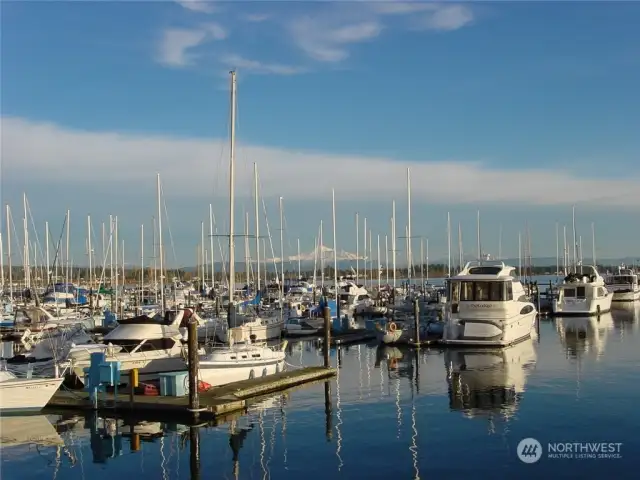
[{"xmin": 1, "ymin": 0, "xmax": 640, "ymax": 269}]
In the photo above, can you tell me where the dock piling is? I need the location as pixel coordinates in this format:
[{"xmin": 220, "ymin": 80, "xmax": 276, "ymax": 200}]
[
  {"xmin": 190, "ymin": 426, "xmax": 201, "ymax": 480},
  {"xmin": 187, "ymin": 317, "xmax": 200, "ymax": 416},
  {"xmin": 323, "ymin": 306, "xmax": 331, "ymax": 368},
  {"xmin": 324, "ymin": 381, "xmax": 332, "ymax": 441},
  {"xmin": 129, "ymin": 368, "xmax": 138, "ymax": 409}
]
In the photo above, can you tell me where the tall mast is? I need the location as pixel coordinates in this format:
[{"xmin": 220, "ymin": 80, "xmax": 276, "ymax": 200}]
[
  {"xmin": 518, "ymin": 231, "xmax": 522, "ymax": 281},
  {"xmin": 385, "ymin": 235, "xmax": 389, "ymax": 285},
  {"xmin": 391, "ymin": 201, "xmax": 396, "ymax": 289},
  {"xmin": 297, "ymin": 238, "xmax": 301, "ymax": 279},
  {"xmin": 23, "ymin": 193, "xmax": 30, "ymax": 289},
  {"xmin": 6, "ymin": 205, "xmax": 12, "ymax": 301},
  {"xmin": 45, "ymin": 221, "xmax": 50, "ymax": 286},
  {"xmin": 253, "ymin": 163, "xmax": 260, "ymax": 292},
  {"xmin": 228, "ymin": 70, "xmax": 237, "ymax": 305},
  {"xmin": 141, "ymin": 224, "xmax": 144, "ymax": 308},
  {"xmin": 446, "ymin": 212, "xmax": 451, "ymax": 276},
  {"xmin": 320, "ymin": 220, "xmax": 324, "ymax": 288},
  {"xmin": 555, "ymin": 222, "xmax": 559, "ymax": 279},
  {"xmin": 355, "ymin": 212, "xmax": 359, "ymax": 284},
  {"xmin": 0, "ymin": 232, "xmax": 4, "ymax": 291},
  {"xmin": 377, "ymin": 234, "xmax": 381, "ymax": 288},
  {"xmin": 563, "ymin": 225, "xmax": 568, "ymax": 274},
  {"xmin": 201, "ymin": 220, "xmax": 206, "ymax": 290},
  {"xmin": 332, "ymin": 189, "xmax": 338, "ymax": 298},
  {"xmin": 279, "ymin": 197, "xmax": 285, "ymax": 316},
  {"xmin": 476, "ymin": 209, "xmax": 481, "ymax": 262},
  {"xmin": 498, "ymin": 223, "xmax": 502, "ymax": 260},
  {"xmin": 407, "ymin": 167, "xmax": 412, "ymax": 281},
  {"xmin": 87, "ymin": 215, "xmax": 93, "ymax": 289},
  {"xmin": 65, "ymin": 209, "xmax": 70, "ymax": 289},
  {"xmin": 363, "ymin": 217, "xmax": 367, "ymax": 285},
  {"xmin": 572, "ymin": 205, "xmax": 577, "ymax": 270},
  {"xmin": 209, "ymin": 204, "xmax": 215, "ymax": 289},
  {"xmin": 152, "ymin": 216, "xmax": 158, "ymax": 305},
  {"xmin": 457, "ymin": 222, "xmax": 463, "ymax": 270},
  {"xmin": 157, "ymin": 174, "xmax": 165, "ymax": 311}
]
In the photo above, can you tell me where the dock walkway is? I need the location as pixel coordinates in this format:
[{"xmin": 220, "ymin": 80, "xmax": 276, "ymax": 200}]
[{"xmin": 49, "ymin": 366, "xmax": 336, "ymax": 421}]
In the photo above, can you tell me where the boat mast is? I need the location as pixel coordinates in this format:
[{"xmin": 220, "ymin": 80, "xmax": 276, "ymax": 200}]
[
  {"xmin": 141, "ymin": 224, "xmax": 144, "ymax": 308},
  {"xmin": 87, "ymin": 215, "xmax": 93, "ymax": 289},
  {"xmin": 446, "ymin": 212, "xmax": 451, "ymax": 276},
  {"xmin": 591, "ymin": 222, "xmax": 596, "ymax": 266},
  {"xmin": 555, "ymin": 222, "xmax": 559, "ymax": 280},
  {"xmin": 572, "ymin": 205, "xmax": 577, "ymax": 272},
  {"xmin": 209, "ymin": 204, "xmax": 215, "ymax": 291},
  {"xmin": 355, "ymin": 212, "xmax": 359, "ymax": 285},
  {"xmin": 23, "ymin": 193, "xmax": 30, "ymax": 290},
  {"xmin": 332, "ymin": 189, "xmax": 338, "ymax": 302},
  {"xmin": 6, "ymin": 205, "xmax": 12, "ymax": 301},
  {"xmin": 228, "ymin": 71, "xmax": 237, "ymax": 309},
  {"xmin": 407, "ymin": 167, "xmax": 412, "ymax": 282},
  {"xmin": 279, "ymin": 197, "xmax": 284, "ymax": 317},
  {"xmin": 157, "ymin": 174, "xmax": 165, "ymax": 311},
  {"xmin": 391, "ymin": 201, "xmax": 396, "ymax": 290},
  {"xmin": 253, "ymin": 164, "xmax": 260, "ymax": 292}
]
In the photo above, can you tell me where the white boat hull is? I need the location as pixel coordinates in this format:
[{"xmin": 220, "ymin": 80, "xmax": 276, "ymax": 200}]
[
  {"xmin": 198, "ymin": 358, "xmax": 285, "ymax": 387},
  {"xmin": 0, "ymin": 377, "xmax": 64, "ymax": 413},
  {"xmin": 221, "ymin": 320, "xmax": 284, "ymax": 343},
  {"xmin": 612, "ymin": 290, "xmax": 640, "ymax": 302},
  {"xmin": 552, "ymin": 294, "xmax": 613, "ymax": 316},
  {"xmin": 441, "ymin": 312, "xmax": 537, "ymax": 347},
  {"xmin": 69, "ymin": 353, "xmax": 187, "ymax": 385}
]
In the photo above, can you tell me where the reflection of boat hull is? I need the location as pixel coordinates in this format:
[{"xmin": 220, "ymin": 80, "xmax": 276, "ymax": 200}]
[
  {"xmin": 0, "ymin": 415, "xmax": 63, "ymax": 447},
  {"xmin": 445, "ymin": 339, "xmax": 537, "ymax": 418}
]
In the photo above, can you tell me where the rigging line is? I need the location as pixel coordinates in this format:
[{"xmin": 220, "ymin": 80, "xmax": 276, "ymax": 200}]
[
  {"xmin": 159, "ymin": 180, "xmax": 182, "ymax": 275},
  {"xmin": 260, "ymin": 197, "xmax": 279, "ymax": 280},
  {"xmin": 25, "ymin": 197, "xmax": 46, "ymax": 267}
]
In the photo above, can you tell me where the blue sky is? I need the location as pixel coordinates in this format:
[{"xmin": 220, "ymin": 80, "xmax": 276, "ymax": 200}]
[{"xmin": 1, "ymin": 0, "xmax": 640, "ymax": 269}]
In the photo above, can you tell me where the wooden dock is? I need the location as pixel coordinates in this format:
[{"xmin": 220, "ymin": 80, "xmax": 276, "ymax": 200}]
[{"xmin": 48, "ymin": 366, "xmax": 336, "ymax": 422}]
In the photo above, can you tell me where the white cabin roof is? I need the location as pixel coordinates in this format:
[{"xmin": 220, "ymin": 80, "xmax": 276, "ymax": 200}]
[
  {"xmin": 451, "ymin": 261, "xmax": 517, "ymax": 281},
  {"xmin": 104, "ymin": 323, "xmax": 182, "ymax": 341}
]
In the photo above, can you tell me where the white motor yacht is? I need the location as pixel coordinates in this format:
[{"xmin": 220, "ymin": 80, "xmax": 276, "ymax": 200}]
[
  {"xmin": 553, "ymin": 266, "xmax": 613, "ymax": 316},
  {"xmin": 442, "ymin": 261, "xmax": 537, "ymax": 347}
]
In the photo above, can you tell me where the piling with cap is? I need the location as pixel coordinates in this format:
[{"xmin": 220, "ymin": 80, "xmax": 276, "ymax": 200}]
[
  {"xmin": 323, "ymin": 306, "xmax": 331, "ymax": 368},
  {"xmin": 187, "ymin": 317, "xmax": 200, "ymax": 415}
]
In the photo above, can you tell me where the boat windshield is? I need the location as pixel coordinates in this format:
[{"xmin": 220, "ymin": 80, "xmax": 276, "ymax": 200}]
[{"xmin": 606, "ymin": 275, "xmax": 635, "ymax": 285}]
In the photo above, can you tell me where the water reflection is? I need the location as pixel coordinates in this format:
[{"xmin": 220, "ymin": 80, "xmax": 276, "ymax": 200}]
[
  {"xmin": 611, "ymin": 303, "xmax": 640, "ymax": 336},
  {"xmin": 556, "ymin": 312, "xmax": 614, "ymax": 359},
  {"xmin": 444, "ymin": 339, "xmax": 537, "ymax": 433}
]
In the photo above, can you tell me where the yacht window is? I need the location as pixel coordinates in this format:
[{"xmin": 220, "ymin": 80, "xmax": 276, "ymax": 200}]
[
  {"xmin": 450, "ymin": 281, "xmax": 460, "ymax": 303},
  {"xmin": 564, "ymin": 289, "xmax": 576, "ymax": 298},
  {"xmin": 576, "ymin": 287, "xmax": 586, "ymax": 298},
  {"xmin": 461, "ymin": 281, "xmax": 474, "ymax": 301},
  {"xmin": 598, "ymin": 287, "xmax": 605, "ymax": 297},
  {"xmin": 505, "ymin": 282, "xmax": 513, "ymax": 301},
  {"xmin": 137, "ymin": 338, "xmax": 176, "ymax": 351},
  {"xmin": 357, "ymin": 295, "xmax": 369, "ymax": 301},
  {"xmin": 474, "ymin": 282, "xmax": 490, "ymax": 301},
  {"xmin": 104, "ymin": 340, "xmax": 139, "ymax": 353}
]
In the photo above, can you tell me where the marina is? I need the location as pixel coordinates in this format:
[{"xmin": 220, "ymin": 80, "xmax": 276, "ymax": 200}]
[
  {"xmin": 1, "ymin": 307, "xmax": 639, "ymax": 478},
  {"xmin": 2, "ymin": 0, "xmax": 640, "ymax": 477}
]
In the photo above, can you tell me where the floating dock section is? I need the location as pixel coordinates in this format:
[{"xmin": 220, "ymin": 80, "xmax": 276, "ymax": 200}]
[{"xmin": 48, "ymin": 366, "xmax": 336, "ymax": 422}]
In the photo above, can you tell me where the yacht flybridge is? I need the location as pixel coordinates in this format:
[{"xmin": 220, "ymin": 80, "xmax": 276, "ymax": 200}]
[
  {"xmin": 552, "ymin": 265, "xmax": 613, "ymax": 316},
  {"xmin": 441, "ymin": 261, "xmax": 537, "ymax": 347}
]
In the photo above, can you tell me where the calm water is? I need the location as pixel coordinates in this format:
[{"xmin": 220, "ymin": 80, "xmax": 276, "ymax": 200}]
[{"xmin": 2, "ymin": 304, "xmax": 639, "ymax": 479}]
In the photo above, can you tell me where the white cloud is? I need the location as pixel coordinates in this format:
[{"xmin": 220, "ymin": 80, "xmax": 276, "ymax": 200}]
[
  {"xmin": 418, "ymin": 5, "xmax": 475, "ymax": 31},
  {"xmin": 176, "ymin": 1, "xmax": 216, "ymax": 14},
  {"xmin": 220, "ymin": 54, "xmax": 307, "ymax": 75},
  {"xmin": 157, "ymin": 23, "xmax": 227, "ymax": 67},
  {"xmin": 289, "ymin": 17, "xmax": 383, "ymax": 62},
  {"xmin": 3, "ymin": 116, "xmax": 639, "ymax": 209}
]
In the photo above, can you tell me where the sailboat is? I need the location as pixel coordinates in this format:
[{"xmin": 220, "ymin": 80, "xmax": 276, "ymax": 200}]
[{"xmin": 198, "ymin": 71, "xmax": 285, "ymax": 387}]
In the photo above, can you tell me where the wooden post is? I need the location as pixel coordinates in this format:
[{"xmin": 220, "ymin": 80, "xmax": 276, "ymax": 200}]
[
  {"xmin": 323, "ymin": 306, "xmax": 331, "ymax": 368},
  {"xmin": 129, "ymin": 368, "xmax": 138, "ymax": 408},
  {"xmin": 187, "ymin": 318, "xmax": 200, "ymax": 415},
  {"xmin": 413, "ymin": 299, "xmax": 420, "ymax": 344}
]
